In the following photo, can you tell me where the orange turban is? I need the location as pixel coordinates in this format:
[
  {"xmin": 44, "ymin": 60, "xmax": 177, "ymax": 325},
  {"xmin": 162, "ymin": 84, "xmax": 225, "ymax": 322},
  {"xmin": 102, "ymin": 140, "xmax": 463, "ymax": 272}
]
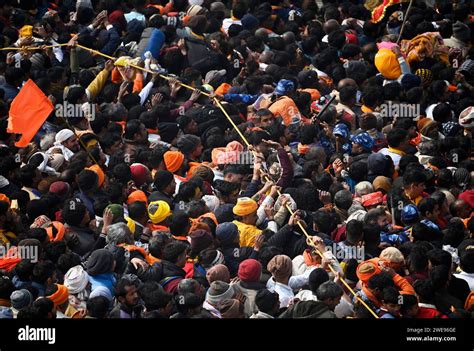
[
  {"xmin": 127, "ymin": 190, "xmax": 148, "ymax": 206},
  {"xmin": 0, "ymin": 193, "xmax": 10, "ymax": 205},
  {"xmin": 47, "ymin": 284, "xmax": 69, "ymax": 307},
  {"xmin": 233, "ymin": 197, "xmax": 258, "ymax": 217},
  {"xmin": 46, "ymin": 221, "xmax": 65, "ymax": 242},
  {"xmin": 301, "ymin": 88, "xmax": 321, "ymax": 102},
  {"xmin": 375, "ymin": 48, "xmax": 401, "ymax": 80},
  {"xmin": 215, "ymin": 83, "xmax": 232, "ymax": 95},
  {"xmin": 356, "ymin": 259, "xmax": 382, "ymax": 284},
  {"xmin": 87, "ymin": 164, "xmax": 105, "ymax": 187},
  {"xmin": 164, "ymin": 151, "xmax": 185, "ymax": 173}
]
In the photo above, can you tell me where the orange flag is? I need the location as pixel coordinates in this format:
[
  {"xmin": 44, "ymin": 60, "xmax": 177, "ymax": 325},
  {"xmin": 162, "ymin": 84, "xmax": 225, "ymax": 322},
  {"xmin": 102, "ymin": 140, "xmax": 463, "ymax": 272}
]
[{"xmin": 7, "ymin": 79, "xmax": 54, "ymax": 147}]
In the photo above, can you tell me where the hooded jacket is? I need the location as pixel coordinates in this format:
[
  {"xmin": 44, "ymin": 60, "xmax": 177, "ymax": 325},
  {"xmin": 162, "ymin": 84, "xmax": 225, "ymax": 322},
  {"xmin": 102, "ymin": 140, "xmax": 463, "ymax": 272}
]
[{"xmin": 279, "ymin": 300, "xmax": 337, "ymax": 318}]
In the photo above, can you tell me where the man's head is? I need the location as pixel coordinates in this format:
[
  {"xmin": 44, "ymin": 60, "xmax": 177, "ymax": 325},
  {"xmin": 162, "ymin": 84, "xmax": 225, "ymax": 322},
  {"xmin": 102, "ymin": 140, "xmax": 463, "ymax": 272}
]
[
  {"xmin": 403, "ymin": 168, "xmax": 427, "ymax": 200},
  {"xmin": 387, "ymin": 128, "xmax": 409, "ymax": 152},
  {"xmin": 140, "ymin": 281, "xmax": 173, "ymax": 316},
  {"xmin": 334, "ymin": 190, "xmax": 353, "ymax": 211},
  {"xmin": 364, "ymin": 208, "xmax": 389, "ymax": 230},
  {"xmin": 124, "ymin": 120, "xmax": 148, "ymax": 144},
  {"xmin": 381, "ymin": 287, "xmax": 401, "ymax": 316},
  {"xmin": 418, "ymin": 198, "xmax": 440, "ymax": 222},
  {"xmin": 255, "ymin": 109, "xmax": 275, "ymax": 128},
  {"xmin": 62, "ymin": 199, "xmax": 89, "ymax": 227},
  {"xmin": 315, "ymin": 281, "xmax": 343, "ymax": 311},
  {"xmin": 233, "ymin": 197, "xmax": 258, "ymax": 225},
  {"xmin": 115, "ymin": 275, "xmax": 141, "ymax": 308},
  {"xmin": 223, "ymin": 164, "xmax": 247, "ymax": 184},
  {"xmin": 162, "ymin": 242, "xmax": 188, "ymax": 268},
  {"xmin": 450, "ymin": 199, "xmax": 471, "ymax": 219},
  {"xmin": 255, "ymin": 289, "xmax": 280, "ymax": 316},
  {"xmin": 367, "ymin": 272, "xmax": 396, "ymax": 300}
]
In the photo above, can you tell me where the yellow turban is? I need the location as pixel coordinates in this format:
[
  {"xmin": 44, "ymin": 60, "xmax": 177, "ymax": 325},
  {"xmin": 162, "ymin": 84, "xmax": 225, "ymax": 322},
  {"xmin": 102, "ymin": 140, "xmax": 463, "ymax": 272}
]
[
  {"xmin": 374, "ymin": 48, "xmax": 401, "ymax": 80},
  {"xmin": 20, "ymin": 25, "xmax": 33, "ymax": 38},
  {"xmin": 148, "ymin": 200, "xmax": 171, "ymax": 224},
  {"xmin": 233, "ymin": 197, "xmax": 258, "ymax": 217},
  {"xmin": 125, "ymin": 216, "xmax": 136, "ymax": 235}
]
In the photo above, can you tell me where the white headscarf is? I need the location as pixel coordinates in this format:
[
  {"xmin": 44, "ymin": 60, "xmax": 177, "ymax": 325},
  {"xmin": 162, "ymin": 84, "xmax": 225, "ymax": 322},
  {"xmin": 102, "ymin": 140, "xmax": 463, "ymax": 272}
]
[
  {"xmin": 28, "ymin": 152, "xmax": 60, "ymax": 176},
  {"xmin": 47, "ymin": 129, "xmax": 75, "ymax": 161}
]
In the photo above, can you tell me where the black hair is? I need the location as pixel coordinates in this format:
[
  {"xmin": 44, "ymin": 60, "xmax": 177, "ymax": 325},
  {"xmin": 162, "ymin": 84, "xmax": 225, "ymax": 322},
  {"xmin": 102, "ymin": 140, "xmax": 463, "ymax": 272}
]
[
  {"xmin": 367, "ymin": 272, "xmax": 396, "ymax": 291},
  {"xmin": 140, "ymin": 281, "xmax": 173, "ymax": 311},
  {"xmin": 44, "ymin": 241, "xmax": 67, "ymax": 264},
  {"xmin": 86, "ymin": 296, "xmax": 110, "ymax": 318},
  {"xmin": 313, "ymin": 210, "xmax": 338, "ymax": 235},
  {"xmin": 115, "ymin": 276, "xmax": 140, "ymax": 297},
  {"xmin": 308, "ymin": 268, "xmax": 329, "ymax": 294},
  {"xmin": 32, "ymin": 261, "xmax": 55, "ymax": 285},
  {"xmin": 255, "ymin": 288, "xmax": 279, "ymax": 314},
  {"xmin": 460, "ymin": 250, "xmax": 474, "ymax": 274},
  {"xmin": 56, "ymin": 252, "xmax": 82, "ymax": 275},
  {"xmin": 61, "ymin": 199, "xmax": 87, "ymax": 226},
  {"xmin": 418, "ymin": 198, "xmax": 437, "ymax": 217},
  {"xmin": 13, "ymin": 259, "xmax": 35, "ymax": 281},
  {"xmin": 387, "ymin": 128, "xmax": 408, "ymax": 148},
  {"xmin": 128, "ymin": 201, "xmax": 147, "ymax": 222},
  {"xmin": 403, "ymin": 168, "xmax": 427, "ymax": 187},
  {"xmin": 411, "ymin": 222, "xmax": 439, "ymax": 242},
  {"xmin": 346, "ymin": 219, "xmax": 364, "ymax": 244},
  {"xmin": 413, "ymin": 279, "xmax": 435, "ymax": 303},
  {"xmin": 162, "ymin": 242, "xmax": 188, "ymax": 264},
  {"xmin": 381, "ymin": 286, "xmax": 400, "ymax": 304}
]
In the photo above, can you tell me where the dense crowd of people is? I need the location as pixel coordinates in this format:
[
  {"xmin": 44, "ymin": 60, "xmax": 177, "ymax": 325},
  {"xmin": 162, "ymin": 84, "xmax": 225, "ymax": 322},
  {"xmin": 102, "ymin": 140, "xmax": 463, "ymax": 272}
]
[{"xmin": 0, "ymin": 0, "xmax": 473, "ymax": 319}]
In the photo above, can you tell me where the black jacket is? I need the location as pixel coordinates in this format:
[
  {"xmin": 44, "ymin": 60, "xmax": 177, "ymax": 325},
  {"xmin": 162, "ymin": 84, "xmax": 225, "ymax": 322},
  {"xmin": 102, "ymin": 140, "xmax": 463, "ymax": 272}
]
[{"xmin": 279, "ymin": 300, "xmax": 337, "ymax": 318}]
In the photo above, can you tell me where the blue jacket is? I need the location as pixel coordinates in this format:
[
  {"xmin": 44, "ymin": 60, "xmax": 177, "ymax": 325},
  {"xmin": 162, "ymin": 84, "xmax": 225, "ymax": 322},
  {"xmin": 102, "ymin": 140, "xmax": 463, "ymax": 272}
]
[
  {"xmin": 141, "ymin": 28, "xmax": 165, "ymax": 60},
  {"xmin": 89, "ymin": 273, "xmax": 116, "ymax": 297}
]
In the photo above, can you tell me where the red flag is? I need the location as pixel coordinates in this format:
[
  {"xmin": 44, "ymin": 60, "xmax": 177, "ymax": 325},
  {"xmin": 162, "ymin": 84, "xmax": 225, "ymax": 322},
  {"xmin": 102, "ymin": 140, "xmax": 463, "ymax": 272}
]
[{"xmin": 7, "ymin": 79, "xmax": 54, "ymax": 147}]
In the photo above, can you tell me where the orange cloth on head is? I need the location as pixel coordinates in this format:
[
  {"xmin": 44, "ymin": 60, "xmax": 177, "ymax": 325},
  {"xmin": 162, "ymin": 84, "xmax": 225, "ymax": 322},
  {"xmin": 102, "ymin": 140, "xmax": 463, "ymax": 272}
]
[
  {"xmin": 127, "ymin": 190, "xmax": 148, "ymax": 206},
  {"xmin": 46, "ymin": 221, "xmax": 65, "ymax": 242},
  {"xmin": 215, "ymin": 83, "xmax": 232, "ymax": 95},
  {"xmin": 303, "ymin": 249, "xmax": 319, "ymax": 266},
  {"xmin": 356, "ymin": 259, "xmax": 382, "ymax": 284},
  {"xmin": 374, "ymin": 48, "xmax": 401, "ymax": 80},
  {"xmin": 47, "ymin": 284, "xmax": 69, "ymax": 307},
  {"xmin": 0, "ymin": 194, "xmax": 10, "ymax": 205},
  {"xmin": 87, "ymin": 164, "xmax": 105, "ymax": 187},
  {"xmin": 300, "ymin": 88, "xmax": 321, "ymax": 102},
  {"xmin": 164, "ymin": 151, "xmax": 185, "ymax": 173},
  {"xmin": 233, "ymin": 197, "xmax": 258, "ymax": 216}
]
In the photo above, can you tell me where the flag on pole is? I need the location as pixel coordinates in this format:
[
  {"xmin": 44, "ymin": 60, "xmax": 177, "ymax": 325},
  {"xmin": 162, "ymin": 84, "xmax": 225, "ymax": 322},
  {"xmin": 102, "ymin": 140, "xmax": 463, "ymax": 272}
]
[
  {"xmin": 7, "ymin": 79, "xmax": 54, "ymax": 147},
  {"xmin": 372, "ymin": 0, "xmax": 410, "ymax": 23}
]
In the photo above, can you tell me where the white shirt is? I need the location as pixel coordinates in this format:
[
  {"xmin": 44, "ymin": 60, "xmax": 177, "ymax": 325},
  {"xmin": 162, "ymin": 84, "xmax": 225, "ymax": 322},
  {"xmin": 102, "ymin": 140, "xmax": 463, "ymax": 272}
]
[
  {"xmin": 379, "ymin": 147, "xmax": 402, "ymax": 168},
  {"xmin": 453, "ymin": 271, "xmax": 474, "ymax": 291},
  {"xmin": 222, "ymin": 18, "xmax": 242, "ymax": 33},
  {"xmin": 266, "ymin": 277, "xmax": 294, "ymax": 308}
]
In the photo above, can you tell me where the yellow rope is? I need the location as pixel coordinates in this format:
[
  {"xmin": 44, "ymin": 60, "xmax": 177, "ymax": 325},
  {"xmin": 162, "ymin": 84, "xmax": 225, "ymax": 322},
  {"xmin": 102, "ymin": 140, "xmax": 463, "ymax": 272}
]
[
  {"xmin": 19, "ymin": 42, "xmax": 379, "ymax": 318},
  {"xmin": 0, "ymin": 43, "xmax": 69, "ymax": 51}
]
